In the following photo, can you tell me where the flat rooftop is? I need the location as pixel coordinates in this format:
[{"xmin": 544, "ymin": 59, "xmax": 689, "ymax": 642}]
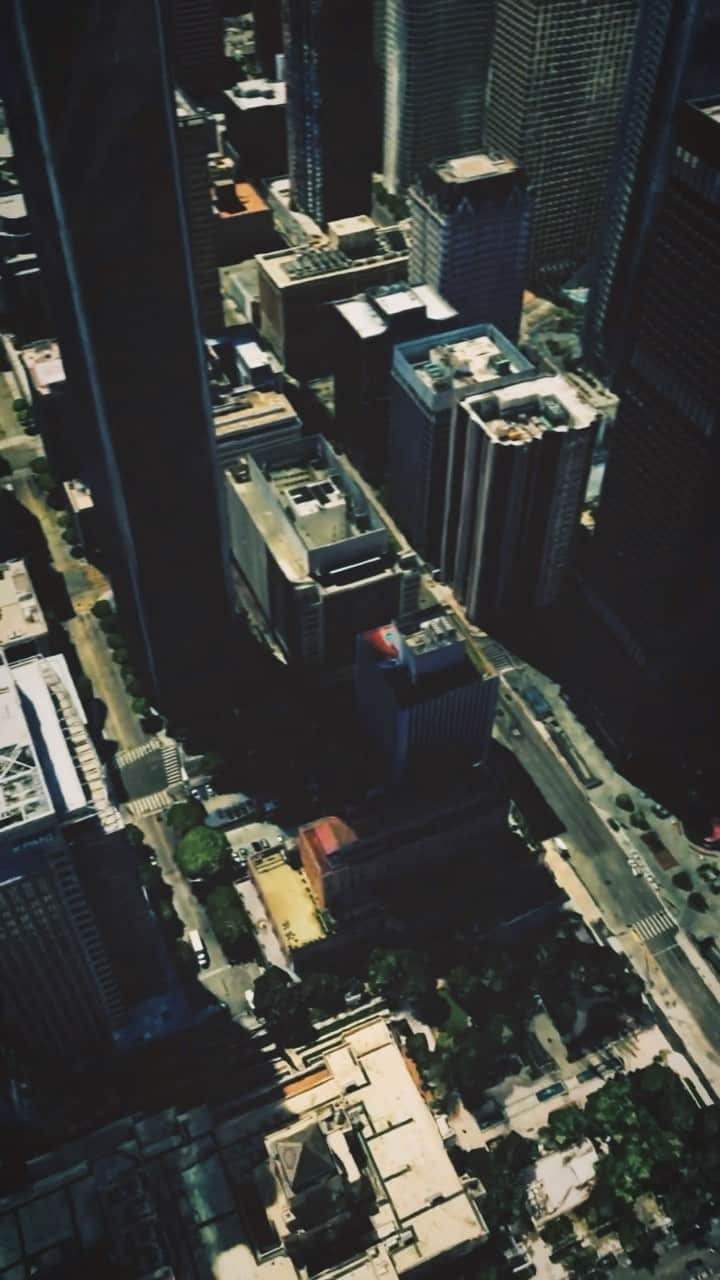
[
  {"xmin": 415, "ymin": 334, "xmax": 521, "ymax": 395},
  {"xmin": 214, "ymin": 389, "xmax": 298, "ymax": 439},
  {"xmin": 0, "ymin": 560, "xmax": 47, "ymax": 650},
  {"xmin": 226, "ymin": 78, "xmax": 286, "ymax": 108},
  {"xmin": 434, "ymin": 152, "xmax": 519, "ymax": 183},
  {"xmin": 250, "ymin": 850, "xmax": 325, "ymax": 951},
  {"xmin": 218, "ymin": 182, "xmax": 269, "ymax": 217},
  {"xmin": 63, "ymin": 479, "xmax": 94, "ymax": 514},
  {"xmin": 21, "ymin": 341, "xmax": 65, "ymax": 395},
  {"xmin": 466, "ymin": 373, "xmax": 597, "ymax": 439},
  {"xmin": 0, "ymin": 654, "xmax": 54, "ymax": 835},
  {"xmin": 335, "ymin": 282, "xmax": 457, "ymax": 340},
  {"xmin": 257, "ymin": 224, "xmax": 409, "ymax": 289}
]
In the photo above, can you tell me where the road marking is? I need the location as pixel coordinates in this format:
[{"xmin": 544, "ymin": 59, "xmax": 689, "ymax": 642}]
[
  {"xmin": 632, "ymin": 910, "xmax": 676, "ymax": 941},
  {"xmin": 204, "ymin": 965, "xmax": 232, "ymax": 979}
]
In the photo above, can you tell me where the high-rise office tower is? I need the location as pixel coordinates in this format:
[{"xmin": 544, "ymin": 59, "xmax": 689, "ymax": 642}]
[
  {"xmin": 253, "ymin": 0, "xmax": 283, "ymax": 79},
  {"xmin": 176, "ymin": 96, "xmax": 225, "ymax": 335},
  {"xmin": 484, "ymin": 0, "xmax": 640, "ymax": 285},
  {"xmin": 165, "ymin": 0, "xmax": 226, "ymax": 96},
  {"xmin": 0, "ymin": 0, "xmax": 235, "ymax": 720},
  {"xmin": 442, "ymin": 376, "xmax": 597, "ymax": 620},
  {"xmin": 0, "ymin": 652, "xmax": 167, "ymax": 1059},
  {"xmin": 332, "ymin": 281, "xmax": 458, "ymax": 479},
  {"xmin": 356, "ymin": 606, "xmax": 499, "ymax": 782},
  {"xmin": 569, "ymin": 100, "xmax": 720, "ymax": 769},
  {"xmin": 282, "ymin": 0, "xmax": 373, "ymax": 226},
  {"xmin": 383, "ymin": 0, "xmax": 494, "ymax": 196},
  {"xmin": 387, "ymin": 326, "xmax": 534, "ymax": 564},
  {"xmin": 408, "ymin": 154, "xmax": 530, "ymax": 339},
  {"xmin": 584, "ymin": 0, "xmax": 720, "ymax": 382}
]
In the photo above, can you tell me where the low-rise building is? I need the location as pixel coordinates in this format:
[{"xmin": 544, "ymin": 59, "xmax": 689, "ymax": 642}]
[
  {"xmin": 355, "ymin": 606, "xmax": 498, "ymax": 782},
  {"xmin": 21, "ymin": 339, "xmax": 73, "ymax": 476},
  {"xmin": 387, "ymin": 325, "xmax": 535, "ymax": 563},
  {"xmin": 63, "ymin": 478, "xmax": 99, "ymax": 558},
  {"xmin": 0, "ymin": 1020, "xmax": 488, "ymax": 1278},
  {"xmin": 257, "ymin": 217, "xmax": 410, "ymax": 378},
  {"xmin": 225, "ymin": 434, "xmax": 421, "ymax": 668},
  {"xmin": 249, "ymin": 845, "xmax": 327, "ymax": 960},
  {"xmin": 527, "ymin": 1141, "xmax": 598, "ymax": 1228},
  {"xmin": 214, "ymin": 388, "xmax": 302, "ymax": 468},
  {"xmin": 0, "ymin": 558, "xmax": 47, "ymax": 657}
]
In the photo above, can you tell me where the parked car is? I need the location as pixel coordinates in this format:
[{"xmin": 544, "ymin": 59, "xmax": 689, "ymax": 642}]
[{"xmin": 537, "ymin": 1081, "xmax": 567, "ymax": 1102}]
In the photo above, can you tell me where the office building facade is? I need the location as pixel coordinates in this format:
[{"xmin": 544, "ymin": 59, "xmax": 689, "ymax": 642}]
[
  {"xmin": 332, "ymin": 281, "xmax": 458, "ymax": 478},
  {"xmin": 484, "ymin": 0, "xmax": 641, "ymax": 284},
  {"xmin": 282, "ymin": 0, "xmax": 373, "ymax": 225},
  {"xmin": 569, "ymin": 100, "xmax": 720, "ymax": 767},
  {"xmin": 225, "ymin": 435, "xmax": 421, "ymax": 668},
  {"xmin": 253, "ymin": 0, "xmax": 283, "ymax": 79},
  {"xmin": 165, "ymin": 0, "xmax": 226, "ymax": 96},
  {"xmin": 409, "ymin": 154, "xmax": 530, "ymax": 339},
  {"xmin": 383, "ymin": 0, "xmax": 494, "ymax": 195},
  {"xmin": 176, "ymin": 97, "xmax": 225, "ymax": 335},
  {"xmin": 355, "ymin": 607, "xmax": 499, "ymax": 782},
  {"xmin": 583, "ymin": 0, "xmax": 708, "ymax": 382},
  {"xmin": 256, "ymin": 217, "xmax": 410, "ymax": 378},
  {"xmin": 387, "ymin": 326, "xmax": 535, "ymax": 564},
  {"xmin": 443, "ymin": 376, "xmax": 597, "ymax": 620},
  {"xmin": 0, "ymin": 0, "xmax": 235, "ymax": 720}
]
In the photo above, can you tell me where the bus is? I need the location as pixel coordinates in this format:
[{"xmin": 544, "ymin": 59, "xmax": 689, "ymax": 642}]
[{"xmin": 188, "ymin": 930, "xmax": 209, "ymax": 969}]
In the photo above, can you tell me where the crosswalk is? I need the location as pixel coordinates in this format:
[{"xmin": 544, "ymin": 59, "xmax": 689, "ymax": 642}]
[
  {"xmin": 632, "ymin": 910, "xmax": 677, "ymax": 942},
  {"xmin": 125, "ymin": 787, "xmax": 175, "ymax": 818},
  {"xmin": 162, "ymin": 741, "xmax": 183, "ymax": 787}
]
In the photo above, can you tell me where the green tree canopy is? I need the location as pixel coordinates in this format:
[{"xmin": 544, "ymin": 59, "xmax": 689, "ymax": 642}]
[
  {"xmin": 176, "ymin": 825, "xmax": 230, "ymax": 878},
  {"xmin": 541, "ymin": 1103, "xmax": 587, "ymax": 1151},
  {"xmin": 206, "ymin": 886, "xmax": 255, "ymax": 961},
  {"xmin": 301, "ymin": 971, "xmax": 346, "ymax": 1017},
  {"xmin": 91, "ymin": 598, "xmax": 114, "ymax": 619},
  {"xmin": 0, "ymin": 455, "xmax": 12, "ymax": 478},
  {"xmin": 367, "ymin": 947, "xmax": 435, "ymax": 1009},
  {"xmin": 167, "ymin": 800, "xmax": 206, "ymax": 839},
  {"xmin": 253, "ymin": 966, "xmax": 309, "ymax": 1043}
]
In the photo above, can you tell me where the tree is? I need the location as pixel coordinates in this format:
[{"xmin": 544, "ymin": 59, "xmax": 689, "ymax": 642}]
[
  {"xmin": 124, "ymin": 823, "xmax": 145, "ymax": 847},
  {"xmin": 366, "ymin": 947, "xmax": 435, "ymax": 1009},
  {"xmin": 167, "ymin": 800, "xmax": 206, "ymax": 839},
  {"xmin": 92, "ymin": 598, "xmax": 114, "ymax": 619},
  {"xmin": 0, "ymin": 455, "xmax": 11, "ymax": 478},
  {"xmin": 541, "ymin": 1103, "xmax": 587, "ymax": 1150},
  {"xmin": 616, "ymin": 794, "xmax": 634, "ymax": 812},
  {"xmin": 253, "ymin": 967, "xmax": 310, "ymax": 1043},
  {"xmin": 175, "ymin": 939, "xmax": 198, "ymax": 977},
  {"xmin": 302, "ymin": 971, "xmax": 346, "ymax": 1018},
  {"xmin": 206, "ymin": 887, "xmax": 256, "ymax": 961},
  {"xmin": 131, "ymin": 696, "xmax": 150, "ymax": 717},
  {"xmin": 672, "ymin": 870, "xmax": 692, "ymax": 891},
  {"xmin": 176, "ymin": 825, "xmax": 230, "ymax": 879},
  {"xmin": 29, "ymin": 456, "xmax": 50, "ymax": 476},
  {"xmin": 688, "ymin": 892, "xmax": 708, "ymax": 912}
]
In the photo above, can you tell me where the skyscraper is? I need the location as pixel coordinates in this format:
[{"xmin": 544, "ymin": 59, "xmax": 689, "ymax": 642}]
[
  {"xmin": 0, "ymin": 0, "xmax": 235, "ymax": 720},
  {"xmin": 584, "ymin": 0, "xmax": 718, "ymax": 382},
  {"xmin": 383, "ymin": 0, "xmax": 494, "ymax": 196},
  {"xmin": 387, "ymin": 326, "xmax": 534, "ymax": 564},
  {"xmin": 442, "ymin": 376, "xmax": 597, "ymax": 620},
  {"xmin": 176, "ymin": 96, "xmax": 225, "ymax": 335},
  {"xmin": 408, "ymin": 153, "xmax": 530, "ymax": 339},
  {"xmin": 569, "ymin": 100, "xmax": 720, "ymax": 770},
  {"xmin": 253, "ymin": 0, "xmax": 283, "ymax": 79},
  {"xmin": 282, "ymin": 0, "xmax": 373, "ymax": 226},
  {"xmin": 165, "ymin": 0, "xmax": 227, "ymax": 96},
  {"xmin": 484, "ymin": 0, "xmax": 640, "ymax": 284},
  {"xmin": 0, "ymin": 652, "xmax": 166, "ymax": 1059}
]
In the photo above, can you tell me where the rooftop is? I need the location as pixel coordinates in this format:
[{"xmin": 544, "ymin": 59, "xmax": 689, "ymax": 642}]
[
  {"xmin": 0, "ymin": 559, "xmax": 47, "ymax": 651},
  {"xmin": 0, "ymin": 652, "xmax": 54, "ymax": 837},
  {"xmin": 249, "ymin": 848, "xmax": 326, "ymax": 952},
  {"xmin": 394, "ymin": 324, "xmax": 535, "ymax": 410},
  {"xmin": 63, "ymin": 479, "xmax": 94, "ymax": 514},
  {"xmin": 465, "ymin": 373, "xmax": 598, "ymax": 441},
  {"xmin": 334, "ymin": 282, "xmax": 457, "ymax": 340},
  {"xmin": 225, "ymin": 77, "xmax": 286, "ymax": 109},
  {"xmin": 434, "ymin": 152, "xmax": 519, "ymax": 184},
  {"xmin": 257, "ymin": 222, "xmax": 409, "ymax": 288},
  {"xmin": 214, "ymin": 389, "xmax": 298, "ymax": 440},
  {"xmin": 527, "ymin": 1141, "xmax": 598, "ymax": 1226},
  {"xmin": 21, "ymin": 340, "xmax": 65, "ymax": 395},
  {"xmin": 217, "ymin": 181, "xmax": 269, "ymax": 218}
]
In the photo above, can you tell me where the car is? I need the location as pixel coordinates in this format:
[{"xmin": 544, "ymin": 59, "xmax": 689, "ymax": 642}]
[
  {"xmin": 536, "ymin": 1081, "xmax": 568, "ymax": 1102},
  {"xmin": 607, "ymin": 818, "xmax": 620, "ymax": 831},
  {"xmin": 510, "ymin": 726, "xmax": 522, "ymax": 738},
  {"xmin": 231, "ymin": 850, "xmax": 246, "ymax": 865},
  {"xmin": 251, "ymin": 840, "xmax": 264, "ymax": 853},
  {"xmin": 577, "ymin": 1065, "xmax": 600, "ymax": 1083},
  {"xmin": 653, "ymin": 805, "xmax": 671, "ymax": 819}
]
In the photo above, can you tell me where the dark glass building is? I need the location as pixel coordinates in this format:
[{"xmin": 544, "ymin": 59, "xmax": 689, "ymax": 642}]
[
  {"xmin": 0, "ymin": 0, "xmax": 235, "ymax": 720},
  {"xmin": 484, "ymin": 0, "xmax": 640, "ymax": 285},
  {"xmin": 282, "ymin": 0, "xmax": 373, "ymax": 226},
  {"xmin": 584, "ymin": 0, "xmax": 720, "ymax": 382},
  {"xmin": 568, "ymin": 101, "xmax": 720, "ymax": 778}
]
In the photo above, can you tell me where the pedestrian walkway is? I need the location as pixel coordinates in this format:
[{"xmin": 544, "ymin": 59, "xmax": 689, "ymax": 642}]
[
  {"xmin": 161, "ymin": 739, "xmax": 183, "ymax": 786},
  {"xmin": 125, "ymin": 788, "xmax": 174, "ymax": 817},
  {"xmin": 632, "ymin": 909, "xmax": 676, "ymax": 942}
]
